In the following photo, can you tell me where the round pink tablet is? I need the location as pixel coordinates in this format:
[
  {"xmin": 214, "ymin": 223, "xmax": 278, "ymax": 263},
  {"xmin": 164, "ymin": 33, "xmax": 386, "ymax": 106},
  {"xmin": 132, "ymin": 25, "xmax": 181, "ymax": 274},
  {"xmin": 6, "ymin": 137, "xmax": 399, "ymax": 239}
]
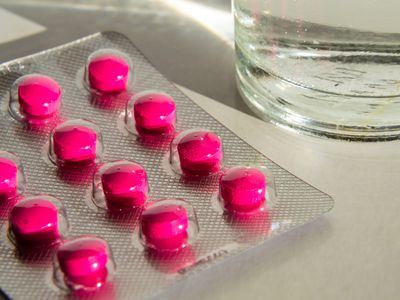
[
  {"xmin": 17, "ymin": 75, "xmax": 61, "ymax": 118},
  {"xmin": 220, "ymin": 167, "xmax": 266, "ymax": 213},
  {"xmin": 133, "ymin": 92, "xmax": 176, "ymax": 135},
  {"xmin": 57, "ymin": 236, "xmax": 109, "ymax": 290},
  {"xmin": 141, "ymin": 204, "xmax": 189, "ymax": 251},
  {"xmin": 176, "ymin": 130, "xmax": 223, "ymax": 175},
  {"xmin": 9, "ymin": 197, "xmax": 60, "ymax": 246},
  {"xmin": 101, "ymin": 161, "xmax": 148, "ymax": 211},
  {"xmin": 0, "ymin": 158, "xmax": 18, "ymax": 201},
  {"xmin": 52, "ymin": 122, "xmax": 98, "ymax": 164},
  {"xmin": 88, "ymin": 53, "xmax": 130, "ymax": 93}
]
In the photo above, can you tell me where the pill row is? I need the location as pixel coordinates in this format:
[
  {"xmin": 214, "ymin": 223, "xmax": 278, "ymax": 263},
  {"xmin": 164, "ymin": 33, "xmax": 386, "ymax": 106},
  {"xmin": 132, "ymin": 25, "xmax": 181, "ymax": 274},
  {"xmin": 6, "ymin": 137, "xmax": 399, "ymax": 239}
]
[
  {"xmin": 1, "ymin": 147, "xmax": 270, "ymax": 215},
  {"xmin": 9, "ymin": 49, "xmax": 132, "ymax": 125},
  {"xmin": 46, "ymin": 118, "xmax": 226, "ymax": 177}
]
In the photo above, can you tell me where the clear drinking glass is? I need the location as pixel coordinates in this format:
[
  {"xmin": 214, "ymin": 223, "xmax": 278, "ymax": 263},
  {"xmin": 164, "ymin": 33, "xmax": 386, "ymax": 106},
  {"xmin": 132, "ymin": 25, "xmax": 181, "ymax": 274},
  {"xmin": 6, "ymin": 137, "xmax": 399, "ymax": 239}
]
[{"xmin": 234, "ymin": 0, "xmax": 400, "ymax": 140}]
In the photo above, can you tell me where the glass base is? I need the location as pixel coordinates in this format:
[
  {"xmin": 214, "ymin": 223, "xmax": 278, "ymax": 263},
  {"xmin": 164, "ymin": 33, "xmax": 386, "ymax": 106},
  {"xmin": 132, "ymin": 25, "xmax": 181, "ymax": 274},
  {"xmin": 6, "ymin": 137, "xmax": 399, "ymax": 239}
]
[{"xmin": 236, "ymin": 61, "xmax": 400, "ymax": 142}]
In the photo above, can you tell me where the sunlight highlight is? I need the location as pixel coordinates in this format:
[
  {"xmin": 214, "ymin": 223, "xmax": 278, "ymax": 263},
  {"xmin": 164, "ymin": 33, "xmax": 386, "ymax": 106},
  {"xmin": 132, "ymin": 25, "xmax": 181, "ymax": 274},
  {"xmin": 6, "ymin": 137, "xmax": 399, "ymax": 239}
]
[{"xmin": 161, "ymin": 0, "xmax": 234, "ymax": 47}]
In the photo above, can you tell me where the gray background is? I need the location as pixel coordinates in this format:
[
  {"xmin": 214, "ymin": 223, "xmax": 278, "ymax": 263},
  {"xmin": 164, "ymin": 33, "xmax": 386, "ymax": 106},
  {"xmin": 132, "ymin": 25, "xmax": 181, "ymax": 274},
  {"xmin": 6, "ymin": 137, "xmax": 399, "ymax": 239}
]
[{"xmin": 0, "ymin": 1, "xmax": 399, "ymax": 300}]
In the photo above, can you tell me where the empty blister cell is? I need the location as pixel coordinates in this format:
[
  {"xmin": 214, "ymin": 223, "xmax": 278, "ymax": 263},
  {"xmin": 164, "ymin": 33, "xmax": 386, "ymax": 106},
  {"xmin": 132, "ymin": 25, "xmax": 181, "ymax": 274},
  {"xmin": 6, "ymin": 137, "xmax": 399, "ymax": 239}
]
[{"xmin": 9, "ymin": 74, "xmax": 61, "ymax": 125}]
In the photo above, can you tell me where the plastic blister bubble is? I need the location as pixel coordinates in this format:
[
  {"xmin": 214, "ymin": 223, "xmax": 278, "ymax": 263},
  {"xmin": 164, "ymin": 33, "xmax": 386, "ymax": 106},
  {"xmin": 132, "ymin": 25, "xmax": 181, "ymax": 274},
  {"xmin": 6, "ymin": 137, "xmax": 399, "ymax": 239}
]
[
  {"xmin": 52, "ymin": 235, "xmax": 116, "ymax": 292},
  {"xmin": 84, "ymin": 49, "xmax": 132, "ymax": 95},
  {"xmin": 9, "ymin": 74, "xmax": 62, "ymax": 126},
  {"xmin": 92, "ymin": 160, "xmax": 149, "ymax": 212},
  {"xmin": 125, "ymin": 90, "xmax": 176, "ymax": 137},
  {"xmin": 139, "ymin": 198, "xmax": 199, "ymax": 252},
  {"xmin": 170, "ymin": 129, "xmax": 223, "ymax": 176},
  {"xmin": 218, "ymin": 165, "xmax": 276, "ymax": 215},
  {"xmin": 48, "ymin": 119, "xmax": 104, "ymax": 166},
  {"xmin": 6, "ymin": 195, "xmax": 69, "ymax": 250},
  {"xmin": 0, "ymin": 151, "xmax": 26, "ymax": 202}
]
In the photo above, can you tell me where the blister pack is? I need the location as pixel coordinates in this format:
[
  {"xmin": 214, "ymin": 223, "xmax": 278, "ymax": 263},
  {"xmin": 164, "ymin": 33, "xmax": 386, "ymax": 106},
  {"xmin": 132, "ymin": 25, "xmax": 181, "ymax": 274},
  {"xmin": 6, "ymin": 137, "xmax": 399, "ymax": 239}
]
[{"xmin": 0, "ymin": 32, "xmax": 334, "ymax": 300}]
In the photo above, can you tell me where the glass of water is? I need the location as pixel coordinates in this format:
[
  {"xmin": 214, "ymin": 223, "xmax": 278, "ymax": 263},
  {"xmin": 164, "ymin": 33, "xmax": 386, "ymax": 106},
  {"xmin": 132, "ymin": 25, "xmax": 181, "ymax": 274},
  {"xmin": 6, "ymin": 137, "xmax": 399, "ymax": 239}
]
[{"xmin": 235, "ymin": 0, "xmax": 400, "ymax": 140}]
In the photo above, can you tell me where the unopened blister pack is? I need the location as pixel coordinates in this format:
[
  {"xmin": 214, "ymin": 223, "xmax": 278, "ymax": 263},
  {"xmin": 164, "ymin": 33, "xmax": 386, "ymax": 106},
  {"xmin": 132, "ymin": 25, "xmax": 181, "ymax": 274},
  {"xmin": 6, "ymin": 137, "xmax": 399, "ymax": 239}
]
[{"xmin": 0, "ymin": 32, "xmax": 334, "ymax": 299}]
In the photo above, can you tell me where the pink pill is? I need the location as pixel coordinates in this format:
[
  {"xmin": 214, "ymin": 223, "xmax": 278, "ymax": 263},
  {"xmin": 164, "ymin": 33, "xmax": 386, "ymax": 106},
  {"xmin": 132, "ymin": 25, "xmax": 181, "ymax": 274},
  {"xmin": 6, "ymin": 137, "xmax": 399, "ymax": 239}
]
[
  {"xmin": 176, "ymin": 130, "xmax": 223, "ymax": 175},
  {"xmin": 57, "ymin": 236, "xmax": 109, "ymax": 290},
  {"xmin": 87, "ymin": 52, "xmax": 130, "ymax": 93},
  {"xmin": 220, "ymin": 167, "xmax": 266, "ymax": 213},
  {"xmin": 133, "ymin": 92, "xmax": 176, "ymax": 135},
  {"xmin": 17, "ymin": 75, "xmax": 61, "ymax": 118},
  {"xmin": 141, "ymin": 204, "xmax": 189, "ymax": 251},
  {"xmin": 9, "ymin": 197, "xmax": 60, "ymax": 246},
  {"xmin": 52, "ymin": 121, "xmax": 98, "ymax": 164},
  {"xmin": 0, "ymin": 158, "xmax": 18, "ymax": 201},
  {"xmin": 100, "ymin": 161, "xmax": 148, "ymax": 211}
]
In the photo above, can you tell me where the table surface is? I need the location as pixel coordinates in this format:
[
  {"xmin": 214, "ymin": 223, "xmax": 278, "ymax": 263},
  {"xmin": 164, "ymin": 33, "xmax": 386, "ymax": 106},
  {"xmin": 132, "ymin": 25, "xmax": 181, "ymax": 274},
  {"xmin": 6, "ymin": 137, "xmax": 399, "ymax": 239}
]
[{"xmin": 0, "ymin": 1, "xmax": 399, "ymax": 300}]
